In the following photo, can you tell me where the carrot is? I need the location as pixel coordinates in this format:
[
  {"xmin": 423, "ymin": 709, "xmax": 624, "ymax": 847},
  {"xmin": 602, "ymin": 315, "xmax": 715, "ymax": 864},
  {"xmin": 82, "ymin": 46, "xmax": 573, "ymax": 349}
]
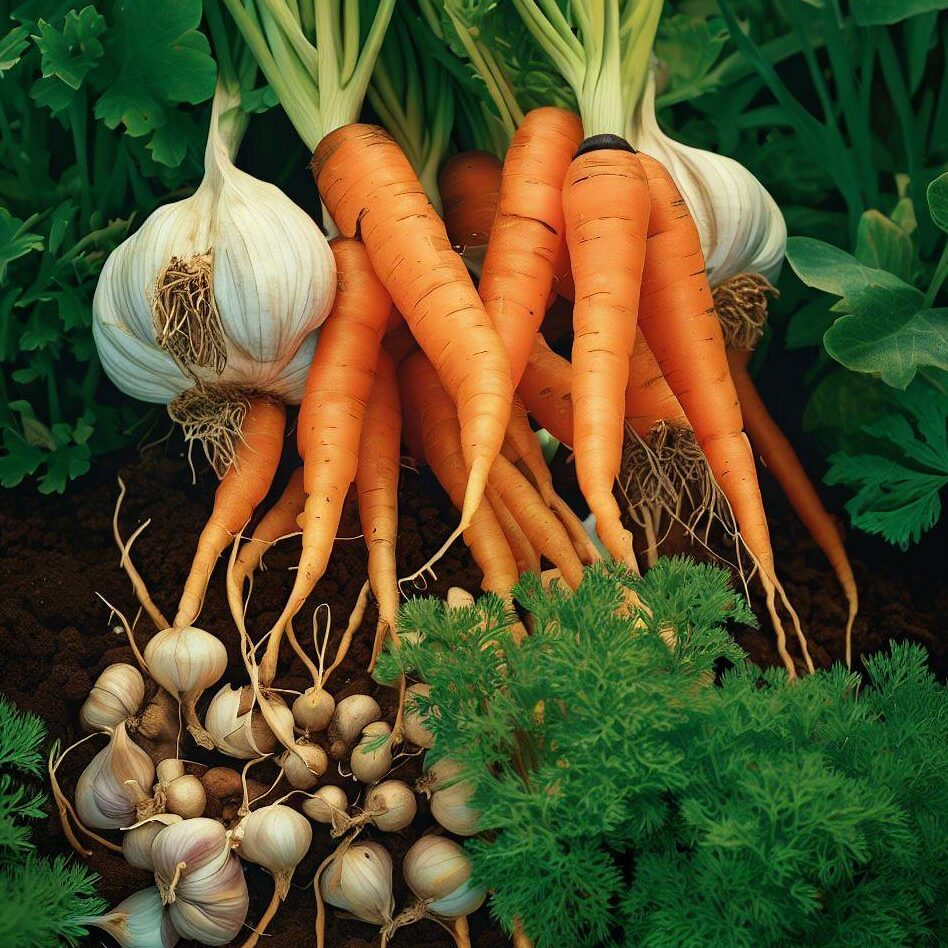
[
  {"xmin": 477, "ymin": 108, "xmax": 583, "ymax": 385},
  {"xmin": 399, "ymin": 350, "xmax": 519, "ymax": 598},
  {"xmin": 635, "ymin": 153, "xmax": 811, "ymax": 676},
  {"xmin": 487, "ymin": 485, "xmax": 541, "ymax": 577},
  {"xmin": 519, "ymin": 335, "xmax": 575, "ymax": 448},
  {"xmin": 562, "ymin": 140, "xmax": 650, "ymax": 569},
  {"xmin": 231, "ymin": 467, "xmax": 306, "ymax": 593},
  {"xmin": 259, "ymin": 237, "xmax": 393, "ymax": 685},
  {"xmin": 174, "ymin": 397, "xmax": 286, "ymax": 629},
  {"xmin": 313, "ymin": 125, "xmax": 514, "ymax": 576},
  {"xmin": 439, "ymin": 150, "xmax": 502, "ymax": 257},
  {"xmin": 356, "ymin": 350, "xmax": 403, "ymax": 668}
]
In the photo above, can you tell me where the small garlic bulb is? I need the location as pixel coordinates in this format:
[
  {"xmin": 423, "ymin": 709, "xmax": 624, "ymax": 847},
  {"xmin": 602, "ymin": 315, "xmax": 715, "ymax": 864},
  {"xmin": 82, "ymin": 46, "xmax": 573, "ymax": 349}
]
[
  {"xmin": 628, "ymin": 69, "xmax": 786, "ymax": 285},
  {"xmin": 143, "ymin": 625, "xmax": 227, "ymax": 748},
  {"xmin": 292, "ymin": 686, "xmax": 335, "ymax": 732},
  {"xmin": 403, "ymin": 836, "xmax": 486, "ymax": 919},
  {"xmin": 76, "ymin": 723, "xmax": 155, "ymax": 829},
  {"xmin": 93, "ymin": 82, "xmax": 336, "ymax": 453},
  {"xmin": 320, "ymin": 841, "xmax": 395, "ymax": 927},
  {"xmin": 422, "ymin": 757, "xmax": 480, "ymax": 837},
  {"xmin": 403, "ymin": 683, "xmax": 436, "ymax": 749},
  {"xmin": 236, "ymin": 804, "xmax": 313, "ymax": 898},
  {"xmin": 81, "ymin": 663, "xmax": 145, "ymax": 733},
  {"xmin": 152, "ymin": 817, "xmax": 249, "ymax": 946},
  {"xmin": 280, "ymin": 740, "xmax": 329, "ymax": 789},
  {"xmin": 350, "ymin": 721, "xmax": 392, "ymax": 784},
  {"xmin": 80, "ymin": 886, "xmax": 180, "ymax": 948},
  {"xmin": 364, "ymin": 780, "xmax": 416, "ymax": 832},
  {"xmin": 204, "ymin": 684, "xmax": 293, "ymax": 759},
  {"xmin": 154, "ymin": 759, "xmax": 206, "ymax": 820},
  {"xmin": 328, "ymin": 694, "xmax": 381, "ymax": 759},
  {"xmin": 122, "ymin": 814, "xmax": 182, "ymax": 871},
  {"xmin": 302, "ymin": 785, "xmax": 349, "ymax": 825}
]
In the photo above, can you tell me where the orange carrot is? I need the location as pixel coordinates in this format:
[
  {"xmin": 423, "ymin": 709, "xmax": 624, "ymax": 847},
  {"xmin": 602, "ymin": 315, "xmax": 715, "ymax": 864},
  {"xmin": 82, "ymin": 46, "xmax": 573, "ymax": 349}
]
[
  {"xmin": 260, "ymin": 237, "xmax": 392, "ymax": 684},
  {"xmin": 313, "ymin": 125, "xmax": 513, "ymax": 562},
  {"xmin": 440, "ymin": 150, "xmax": 502, "ymax": 254},
  {"xmin": 487, "ymin": 485, "xmax": 541, "ymax": 577},
  {"xmin": 357, "ymin": 350, "xmax": 402, "ymax": 666},
  {"xmin": 563, "ymin": 140, "xmax": 650, "ymax": 568},
  {"xmin": 478, "ymin": 108, "xmax": 583, "ymax": 385},
  {"xmin": 174, "ymin": 398, "xmax": 286, "ymax": 628},
  {"xmin": 625, "ymin": 330, "xmax": 688, "ymax": 438},
  {"xmin": 232, "ymin": 467, "xmax": 306, "ymax": 593},
  {"xmin": 519, "ymin": 335, "xmax": 575, "ymax": 448}
]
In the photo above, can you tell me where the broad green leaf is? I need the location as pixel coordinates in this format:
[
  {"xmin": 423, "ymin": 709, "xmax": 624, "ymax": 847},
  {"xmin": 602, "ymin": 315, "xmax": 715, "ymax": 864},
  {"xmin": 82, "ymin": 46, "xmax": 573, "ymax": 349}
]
[
  {"xmin": 803, "ymin": 370, "xmax": 895, "ymax": 437},
  {"xmin": 0, "ymin": 429, "xmax": 46, "ymax": 487},
  {"xmin": 785, "ymin": 300, "xmax": 835, "ymax": 350},
  {"xmin": 890, "ymin": 196, "xmax": 916, "ymax": 236},
  {"xmin": 855, "ymin": 211, "xmax": 914, "ymax": 282},
  {"xmin": 927, "ymin": 172, "xmax": 948, "ymax": 233},
  {"xmin": 824, "ymin": 307, "xmax": 948, "ymax": 388},
  {"xmin": 852, "ymin": 0, "xmax": 948, "ymax": 25},
  {"xmin": 94, "ymin": 0, "xmax": 216, "ymax": 141},
  {"xmin": 38, "ymin": 441, "xmax": 91, "ymax": 493},
  {"xmin": 0, "ymin": 209, "xmax": 44, "ymax": 283},
  {"xmin": 33, "ymin": 7, "xmax": 105, "ymax": 89},
  {"xmin": 0, "ymin": 26, "xmax": 30, "ymax": 72},
  {"xmin": 656, "ymin": 15, "xmax": 728, "ymax": 89}
]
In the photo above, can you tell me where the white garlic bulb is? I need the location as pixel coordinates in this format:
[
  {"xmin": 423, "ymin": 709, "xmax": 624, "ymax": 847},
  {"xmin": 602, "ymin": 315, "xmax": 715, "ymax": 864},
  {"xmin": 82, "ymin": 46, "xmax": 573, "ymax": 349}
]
[
  {"xmin": 403, "ymin": 836, "xmax": 486, "ymax": 919},
  {"xmin": 152, "ymin": 817, "xmax": 249, "ymax": 946},
  {"xmin": 154, "ymin": 759, "xmax": 206, "ymax": 820},
  {"xmin": 123, "ymin": 814, "xmax": 182, "ymax": 871},
  {"xmin": 292, "ymin": 686, "xmax": 335, "ymax": 732},
  {"xmin": 302, "ymin": 785, "xmax": 349, "ymax": 826},
  {"xmin": 80, "ymin": 886, "xmax": 180, "ymax": 948},
  {"xmin": 328, "ymin": 694, "xmax": 381, "ymax": 759},
  {"xmin": 364, "ymin": 780, "xmax": 416, "ymax": 832},
  {"xmin": 81, "ymin": 663, "xmax": 145, "ymax": 733},
  {"xmin": 92, "ymin": 82, "xmax": 335, "ymax": 417},
  {"xmin": 320, "ymin": 841, "xmax": 395, "ymax": 927},
  {"xmin": 76, "ymin": 723, "xmax": 155, "ymax": 829},
  {"xmin": 205, "ymin": 684, "xmax": 293, "ymax": 759},
  {"xmin": 280, "ymin": 740, "xmax": 329, "ymax": 789},
  {"xmin": 350, "ymin": 721, "xmax": 392, "ymax": 785},
  {"xmin": 236, "ymin": 804, "xmax": 313, "ymax": 898},
  {"xmin": 422, "ymin": 757, "xmax": 479, "ymax": 837},
  {"xmin": 628, "ymin": 69, "xmax": 786, "ymax": 285},
  {"xmin": 403, "ymin": 683, "xmax": 436, "ymax": 749}
]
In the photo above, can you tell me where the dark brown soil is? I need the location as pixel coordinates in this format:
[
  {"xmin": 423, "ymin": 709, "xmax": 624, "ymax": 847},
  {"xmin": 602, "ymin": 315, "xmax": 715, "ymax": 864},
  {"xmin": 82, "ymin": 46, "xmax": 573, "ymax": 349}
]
[{"xmin": 0, "ymin": 432, "xmax": 944, "ymax": 947}]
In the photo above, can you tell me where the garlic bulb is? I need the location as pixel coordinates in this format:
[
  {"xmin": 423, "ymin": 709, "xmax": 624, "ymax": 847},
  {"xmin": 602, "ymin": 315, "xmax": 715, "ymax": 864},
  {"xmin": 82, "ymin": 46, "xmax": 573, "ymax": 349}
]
[
  {"xmin": 153, "ymin": 759, "xmax": 206, "ymax": 820},
  {"xmin": 364, "ymin": 780, "xmax": 416, "ymax": 832},
  {"xmin": 320, "ymin": 841, "xmax": 394, "ymax": 927},
  {"xmin": 236, "ymin": 804, "xmax": 313, "ymax": 898},
  {"xmin": 152, "ymin": 817, "xmax": 249, "ymax": 946},
  {"xmin": 292, "ymin": 686, "xmax": 335, "ymax": 732},
  {"xmin": 403, "ymin": 836, "xmax": 486, "ymax": 919},
  {"xmin": 302, "ymin": 785, "xmax": 349, "ymax": 825},
  {"xmin": 80, "ymin": 886, "xmax": 180, "ymax": 948},
  {"xmin": 93, "ymin": 82, "xmax": 336, "ymax": 460},
  {"xmin": 403, "ymin": 683, "xmax": 436, "ymax": 749},
  {"xmin": 422, "ymin": 757, "xmax": 480, "ymax": 837},
  {"xmin": 628, "ymin": 69, "xmax": 786, "ymax": 285},
  {"xmin": 204, "ymin": 684, "xmax": 293, "ymax": 759},
  {"xmin": 280, "ymin": 740, "xmax": 329, "ymax": 789},
  {"xmin": 327, "ymin": 694, "xmax": 381, "ymax": 759},
  {"xmin": 143, "ymin": 625, "xmax": 227, "ymax": 748},
  {"xmin": 81, "ymin": 663, "xmax": 145, "ymax": 733},
  {"xmin": 123, "ymin": 814, "xmax": 182, "ymax": 871},
  {"xmin": 350, "ymin": 721, "xmax": 393, "ymax": 784},
  {"xmin": 132, "ymin": 689, "xmax": 180, "ymax": 746},
  {"xmin": 76, "ymin": 723, "xmax": 155, "ymax": 829}
]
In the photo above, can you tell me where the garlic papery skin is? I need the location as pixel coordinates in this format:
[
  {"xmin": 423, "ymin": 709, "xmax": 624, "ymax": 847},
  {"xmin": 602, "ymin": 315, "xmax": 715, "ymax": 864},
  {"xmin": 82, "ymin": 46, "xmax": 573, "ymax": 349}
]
[
  {"xmin": 80, "ymin": 886, "xmax": 180, "ymax": 948},
  {"xmin": 350, "ymin": 721, "xmax": 393, "ymax": 785},
  {"xmin": 292, "ymin": 686, "xmax": 335, "ymax": 732},
  {"xmin": 143, "ymin": 626, "xmax": 227, "ymax": 749},
  {"xmin": 302, "ymin": 785, "xmax": 349, "ymax": 826},
  {"xmin": 151, "ymin": 817, "xmax": 249, "ymax": 946},
  {"xmin": 81, "ymin": 663, "xmax": 145, "ymax": 733},
  {"xmin": 152, "ymin": 760, "xmax": 207, "ymax": 820},
  {"xmin": 280, "ymin": 740, "xmax": 329, "ymax": 789},
  {"xmin": 320, "ymin": 841, "xmax": 395, "ymax": 927},
  {"xmin": 204, "ymin": 684, "xmax": 293, "ymax": 759},
  {"xmin": 235, "ymin": 804, "xmax": 313, "ymax": 899},
  {"xmin": 403, "ymin": 836, "xmax": 486, "ymax": 919},
  {"xmin": 403, "ymin": 683, "xmax": 436, "ymax": 749},
  {"xmin": 422, "ymin": 757, "xmax": 480, "ymax": 837},
  {"xmin": 628, "ymin": 69, "xmax": 786, "ymax": 285},
  {"xmin": 92, "ymin": 82, "xmax": 336, "ymax": 416},
  {"xmin": 76, "ymin": 723, "xmax": 155, "ymax": 829},
  {"xmin": 122, "ymin": 814, "xmax": 182, "ymax": 871},
  {"xmin": 364, "ymin": 780, "xmax": 416, "ymax": 832},
  {"xmin": 328, "ymin": 694, "xmax": 381, "ymax": 759}
]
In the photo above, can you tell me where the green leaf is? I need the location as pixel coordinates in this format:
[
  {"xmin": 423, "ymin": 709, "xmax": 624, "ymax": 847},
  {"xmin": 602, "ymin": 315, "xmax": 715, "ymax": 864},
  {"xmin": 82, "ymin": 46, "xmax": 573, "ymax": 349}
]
[
  {"xmin": 785, "ymin": 300, "xmax": 836, "ymax": 350},
  {"xmin": 0, "ymin": 26, "xmax": 30, "ymax": 72},
  {"xmin": 31, "ymin": 6, "xmax": 106, "ymax": 114},
  {"xmin": 824, "ymin": 307, "xmax": 948, "ymax": 388},
  {"xmin": 0, "ymin": 210, "xmax": 44, "ymax": 283},
  {"xmin": 38, "ymin": 440, "xmax": 91, "ymax": 493},
  {"xmin": 802, "ymin": 370, "xmax": 896, "ymax": 438},
  {"xmin": 928, "ymin": 172, "xmax": 948, "ymax": 233},
  {"xmin": 0, "ymin": 428, "xmax": 46, "ymax": 487},
  {"xmin": 93, "ymin": 0, "xmax": 216, "ymax": 142},
  {"xmin": 855, "ymin": 210, "xmax": 914, "ymax": 282},
  {"xmin": 655, "ymin": 14, "xmax": 728, "ymax": 90},
  {"xmin": 852, "ymin": 0, "xmax": 948, "ymax": 26}
]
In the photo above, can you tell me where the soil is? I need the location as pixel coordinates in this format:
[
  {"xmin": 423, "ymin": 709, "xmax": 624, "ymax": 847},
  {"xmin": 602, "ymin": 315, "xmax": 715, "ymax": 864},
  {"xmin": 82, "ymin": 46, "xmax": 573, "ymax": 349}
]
[{"xmin": 0, "ymin": 429, "xmax": 945, "ymax": 948}]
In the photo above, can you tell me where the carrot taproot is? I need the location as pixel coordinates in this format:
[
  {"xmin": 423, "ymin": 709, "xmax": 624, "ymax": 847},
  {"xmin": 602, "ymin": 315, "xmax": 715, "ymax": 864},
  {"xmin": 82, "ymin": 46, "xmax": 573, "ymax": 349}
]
[
  {"xmin": 519, "ymin": 335, "xmax": 575, "ymax": 448},
  {"xmin": 439, "ymin": 150, "xmax": 502, "ymax": 257},
  {"xmin": 357, "ymin": 350, "xmax": 403, "ymax": 668},
  {"xmin": 625, "ymin": 330, "xmax": 689, "ymax": 438},
  {"xmin": 487, "ymin": 485, "xmax": 541, "ymax": 577},
  {"xmin": 634, "ymin": 153, "xmax": 811, "ymax": 676},
  {"xmin": 313, "ymin": 125, "xmax": 513, "ymax": 574},
  {"xmin": 478, "ymin": 108, "xmax": 583, "ymax": 385},
  {"xmin": 259, "ymin": 237, "xmax": 393, "ymax": 684},
  {"xmin": 562, "ymin": 140, "xmax": 650, "ymax": 569},
  {"xmin": 174, "ymin": 397, "xmax": 286, "ymax": 628}
]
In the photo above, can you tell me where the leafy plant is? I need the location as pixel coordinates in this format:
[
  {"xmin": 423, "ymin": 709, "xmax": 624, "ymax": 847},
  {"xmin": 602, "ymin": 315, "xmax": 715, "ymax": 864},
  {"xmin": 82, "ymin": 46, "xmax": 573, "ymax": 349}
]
[
  {"xmin": 0, "ymin": 697, "xmax": 104, "ymax": 945},
  {"xmin": 378, "ymin": 561, "xmax": 948, "ymax": 947}
]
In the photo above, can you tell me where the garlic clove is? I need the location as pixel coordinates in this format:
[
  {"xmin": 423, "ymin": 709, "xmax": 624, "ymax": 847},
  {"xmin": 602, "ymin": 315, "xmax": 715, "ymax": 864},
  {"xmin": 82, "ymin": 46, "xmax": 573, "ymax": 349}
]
[
  {"xmin": 364, "ymin": 780, "xmax": 416, "ymax": 832},
  {"xmin": 204, "ymin": 684, "xmax": 293, "ymax": 759},
  {"xmin": 81, "ymin": 663, "xmax": 146, "ymax": 733},
  {"xmin": 350, "ymin": 721, "xmax": 393, "ymax": 785},
  {"xmin": 328, "ymin": 694, "xmax": 381, "ymax": 759},
  {"xmin": 320, "ymin": 841, "xmax": 394, "ymax": 926},
  {"xmin": 163, "ymin": 774, "xmax": 206, "ymax": 820},
  {"xmin": 421, "ymin": 757, "xmax": 480, "ymax": 837},
  {"xmin": 280, "ymin": 741, "xmax": 329, "ymax": 789},
  {"xmin": 302, "ymin": 785, "xmax": 349, "ymax": 825},
  {"xmin": 122, "ymin": 814, "xmax": 182, "ymax": 871},
  {"xmin": 236, "ymin": 804, "xmax": 312, "ymax": 899},
  {"xmin": 80, "ymin": 886, "xmax": 180, "ymax": 948},
  {"xmin": 404, "ymin": 836, "xmax": 486, "ymax": 919},
  {"xmin": 292, "ymin": 686, "xmax": 335, "ymax": 732},
  {"xmin": 403, "ymin": 683, "xmax": 436, "ymax": 749},
  {"xmin": 156, "ymin": 759, "xmax": 185, "ymax": 783}
]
